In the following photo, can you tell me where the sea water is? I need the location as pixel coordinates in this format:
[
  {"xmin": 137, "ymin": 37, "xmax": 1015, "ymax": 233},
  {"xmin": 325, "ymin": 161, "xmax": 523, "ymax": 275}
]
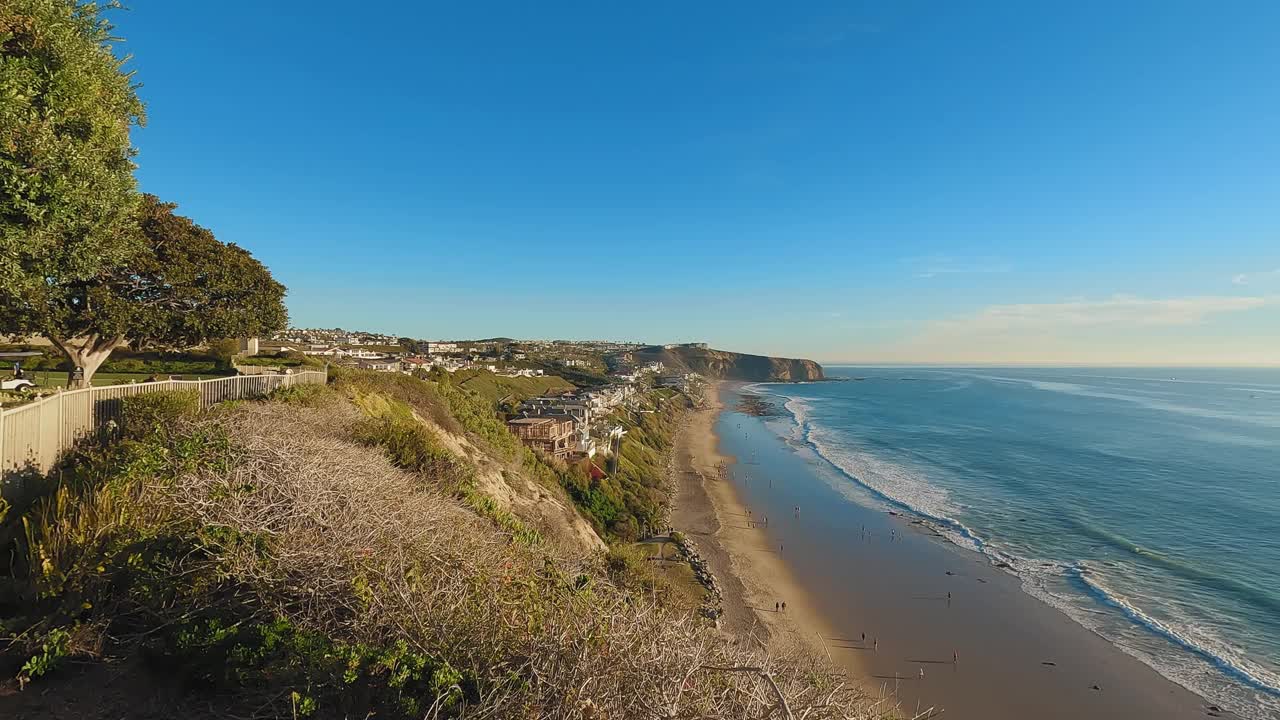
[{"xmin": 752, "ymin": 367, "xmax": 1280, "ymax": 720}]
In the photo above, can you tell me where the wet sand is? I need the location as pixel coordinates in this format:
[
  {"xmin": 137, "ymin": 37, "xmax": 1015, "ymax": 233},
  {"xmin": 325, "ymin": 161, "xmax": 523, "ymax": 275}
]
[
  {"xmin": 669, "ymin": 382, "xmax": 857, "ymax": 672},
  {"xmin": 674, "ymin": 382, "xmax": 1234, "ymax": 720}
]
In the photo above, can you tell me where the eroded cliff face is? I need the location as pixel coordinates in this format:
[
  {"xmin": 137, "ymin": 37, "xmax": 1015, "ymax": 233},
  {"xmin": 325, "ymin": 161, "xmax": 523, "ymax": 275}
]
[
  {"xmin": 415, "ymin": 410, "xmax": 607, "ymax": 556},
  {"xmin": 633, "ymin": 346, "xmax": 824, "ymax": 382}
]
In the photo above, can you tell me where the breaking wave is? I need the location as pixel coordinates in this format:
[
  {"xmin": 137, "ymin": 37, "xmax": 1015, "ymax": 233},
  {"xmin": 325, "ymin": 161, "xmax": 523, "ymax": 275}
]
[{"xmin": 766, "ymin": 388, "xmax": 1280, "ymax": 719}]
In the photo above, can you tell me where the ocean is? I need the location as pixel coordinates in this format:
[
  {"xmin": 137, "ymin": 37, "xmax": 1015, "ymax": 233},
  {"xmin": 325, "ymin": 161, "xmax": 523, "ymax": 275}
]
[{"xmin": 749, "ymin": 367, "xmax": 1280, "ymax": 720}]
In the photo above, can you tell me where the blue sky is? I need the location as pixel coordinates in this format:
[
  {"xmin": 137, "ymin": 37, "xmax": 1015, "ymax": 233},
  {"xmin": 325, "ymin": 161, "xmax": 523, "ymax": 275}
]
[{"xmin": 113, "ymin": 1, "xmax": 1280, "ymax": 364}]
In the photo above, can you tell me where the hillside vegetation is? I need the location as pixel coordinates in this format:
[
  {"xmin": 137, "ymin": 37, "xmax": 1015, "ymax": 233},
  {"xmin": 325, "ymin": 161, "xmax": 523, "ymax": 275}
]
[
  {"xmin": 0, "ymin": 371, "xmax": 869, "ymax": 719},
  {"xmin": 449, "ymin": 368, "xmax": 575, "ymax": 405},
  {"xmin": 408, "ymin": 368, "xmax": 684, "ymax": 542}
]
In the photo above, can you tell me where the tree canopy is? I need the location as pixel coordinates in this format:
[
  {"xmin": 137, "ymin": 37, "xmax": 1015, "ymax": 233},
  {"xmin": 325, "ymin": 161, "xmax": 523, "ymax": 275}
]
[
  {"xmin": 23, "ymin": 195, "xmax": 289, "ymax": 386},
  {"xmin": 1, "ymin": 4, "xmax": 285, "ymax": 386},
  {"xmin": 0, "ymin": 0, "xmax": 146, "ymax": 304}
]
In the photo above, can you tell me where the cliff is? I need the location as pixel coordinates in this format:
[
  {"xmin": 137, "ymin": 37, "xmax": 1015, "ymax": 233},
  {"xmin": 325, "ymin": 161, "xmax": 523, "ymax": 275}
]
[
  {"xmin": 0, "ymin": 368, "xmax": 868, "ymax": 720},
  {"xmin": 631, "ymin": 345, "xmax": 824, "ymax": 382}
]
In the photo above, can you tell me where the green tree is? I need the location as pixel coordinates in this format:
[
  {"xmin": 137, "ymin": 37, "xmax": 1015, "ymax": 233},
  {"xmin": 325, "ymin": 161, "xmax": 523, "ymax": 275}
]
[
  {"xmin": 17, "ymin": 195, "xmax": 288, "ymax": 386},
  {"xmin": 207, "ymin": 338, "xmax": 240, "ymax": 370},
  {"xmin": 1, "ymin": 0, "xmax": 146, "ymax": 305}
]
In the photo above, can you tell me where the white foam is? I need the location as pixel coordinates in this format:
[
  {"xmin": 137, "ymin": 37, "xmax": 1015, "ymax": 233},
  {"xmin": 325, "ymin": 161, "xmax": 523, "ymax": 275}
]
[
  {"xmin": 781, "ymin": 396, "xmax": 811, "ymax": 444},
  {"xmin": 785, "ymin": 401, "xmax": 987, "ymax": 556},
  {"xmin": 1058, "ymin": 567, "xmax": 1280, "ymax": 720},
  {"xmin": 936, "ymin": 378, "xmax": 973, "ymax": 392},
  {"xmin": 1230, "ymin": 387, "xmax": 1280, "ymax": 395},
  {"xmin": 758, "ymin": 385, "xmax": 1280, "ymax": 720}
]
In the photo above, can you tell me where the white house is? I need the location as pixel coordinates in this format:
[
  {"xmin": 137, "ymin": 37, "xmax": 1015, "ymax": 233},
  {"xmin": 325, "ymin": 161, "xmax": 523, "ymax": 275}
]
[
  {"xmin": 358, "ymin": 357, "xmax": 401, "ymax": 372},
  {"xmin": 303, "ymin": 345, "xmax": 340, "ymax": 356}
]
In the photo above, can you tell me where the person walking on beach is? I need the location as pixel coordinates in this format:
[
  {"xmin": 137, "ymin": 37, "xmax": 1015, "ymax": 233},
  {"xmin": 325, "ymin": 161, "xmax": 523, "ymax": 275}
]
[
  {"xmin": 873, "ymin": 638, "xmax": 878, "ymax": 652},
  {"xmin": 781, "ymin": 601, "xmax": 787, "ymax": 613},
  {"xmin": 953, "ymin": 649, "xmax": 959, "ymax": 664},
  {"xmin": 919, "ymin": 667, "xmax": 925, "ymax": 681},
  {"xmin": 861, "ymin": 632, "xmax": 866, "ymax": 643},
  {"xmin": 775, "ymin": 602, "xmax": 779, "ymax": 612}
]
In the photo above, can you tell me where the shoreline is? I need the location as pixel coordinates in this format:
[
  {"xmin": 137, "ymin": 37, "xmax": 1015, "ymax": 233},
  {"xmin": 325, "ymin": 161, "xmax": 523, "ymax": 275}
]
[
  {"xmin": 670, "ymin": 383, "xmax": 865, "ymax": 679},
  {"xmin": 673, "ymin": 381, "xmax": 1237, "ymax": 720}
]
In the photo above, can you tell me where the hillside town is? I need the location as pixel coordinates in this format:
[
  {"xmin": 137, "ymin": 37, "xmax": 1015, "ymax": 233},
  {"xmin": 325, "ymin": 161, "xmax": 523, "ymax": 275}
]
[
  {"xmin": 257, "ymin": 329, "xmax": 702, "ymax": 464},
  {"xmin": 2, "ymin": 322, "xmax": 705, "ymax": 469},
  {"xmin": 267, "ymin": 329, "xmax": 652, "ymax": 376}
]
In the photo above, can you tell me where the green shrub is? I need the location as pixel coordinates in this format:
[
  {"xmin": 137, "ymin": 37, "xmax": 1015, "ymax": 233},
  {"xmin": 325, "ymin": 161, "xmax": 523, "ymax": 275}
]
[
  {"xmin": 18, "ymin": 626, "xmax": 71, "ymax": 681},
  {"xmin": 162, "ymin": 615, "xmax": 468, "ymax": 717},
  {"xmin": 101, "ymin": 350, "xmax": 224, "ymax": 375},
  {"xmin": 354, "ymin": 415, "xmax": 472, "ymax": 489},
  {"xmin": 117, "ymin": 390, "xmax": 200, "ymax": 439},
  {"xmin": 333, "ymin": 368, "xmax": 462, "ymax": 435},
  {"xmin": 269, "ymin": 383, "xmax": 334, "ymax": 407},
  {"xmin": 462, "ymin": 490, "xmax": 542, "ymax": 547},
  {"xmin": 11, "ymin": 420, "xmax": 230, "ymax": 612},
  {"xmin": 604, "ymin": 543, "xmax": 691, "ymax": 605},
  {"xmin": 426, "ymin": 373, "xmax": 524, "ymax": 458}
]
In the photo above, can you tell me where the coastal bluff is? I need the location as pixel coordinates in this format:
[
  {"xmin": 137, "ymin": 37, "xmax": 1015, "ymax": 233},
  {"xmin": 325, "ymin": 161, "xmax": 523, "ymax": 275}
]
[{"xmin": 632, "ymin": 344, "xmax": 824, "ymax": 382}]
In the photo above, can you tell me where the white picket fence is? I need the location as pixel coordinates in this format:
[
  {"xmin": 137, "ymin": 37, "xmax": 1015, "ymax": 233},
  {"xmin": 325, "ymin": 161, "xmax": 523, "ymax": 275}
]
[{"xmin": 0, "ymin": 369, "xmax": 327, "ymax": 477}]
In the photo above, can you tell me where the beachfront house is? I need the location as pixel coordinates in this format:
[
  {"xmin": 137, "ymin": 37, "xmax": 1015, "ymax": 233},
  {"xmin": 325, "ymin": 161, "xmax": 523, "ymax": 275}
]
[
  {"xmin": 507, "ymin": 416, "xmax": 575, "ymax": 458},
  {"xmin": 520, "ymin": 395, "xmax": 592, "ymax": 429}
]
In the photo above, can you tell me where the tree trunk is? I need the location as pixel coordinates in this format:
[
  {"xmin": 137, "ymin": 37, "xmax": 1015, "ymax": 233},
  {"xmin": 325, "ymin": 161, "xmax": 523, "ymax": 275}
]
[{"xmin": 49, "ymin": 335, "xmax": 126, "ymax": 389}]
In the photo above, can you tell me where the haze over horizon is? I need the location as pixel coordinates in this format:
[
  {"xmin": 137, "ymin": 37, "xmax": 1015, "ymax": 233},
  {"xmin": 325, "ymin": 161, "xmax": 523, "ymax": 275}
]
[{"xmin": 114, "ymin": 1, "xmax": 1279, "ymax": 366}]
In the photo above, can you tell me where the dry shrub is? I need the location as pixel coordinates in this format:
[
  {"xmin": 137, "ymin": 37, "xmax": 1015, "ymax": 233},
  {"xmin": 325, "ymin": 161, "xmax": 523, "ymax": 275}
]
[
  {"xmin": 12, "ymin": 393, "xmax": 875, "ymax": 718},
  {"xmin": 117, "ymin": 389, "xmax": 200, "ymax": 439},
  {"xmin": 181, "ymin": 400, "xmax": 875, "ymax": 718}
]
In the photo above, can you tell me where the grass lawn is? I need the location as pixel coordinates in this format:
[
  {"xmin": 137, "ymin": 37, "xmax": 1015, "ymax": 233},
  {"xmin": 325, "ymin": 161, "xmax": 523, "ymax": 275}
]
[
  {"xmin": 26, "ymin": 371, "xmax": 228, "ymax": 388},
  {"xmin": 451, "ymin": 368, "xmax": 575, "ymax": 404},
  {"xmin": 1, "ymin": 372, "xmax": 230, "ymax": 409}
]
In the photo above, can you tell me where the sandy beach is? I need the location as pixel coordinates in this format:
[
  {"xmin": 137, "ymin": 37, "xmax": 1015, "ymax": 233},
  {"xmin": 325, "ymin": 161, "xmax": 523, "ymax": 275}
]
[
  {"xmin": 670, "ymin": 384, "xmax": 864, "ymax": 675},
  {"xmin": 671, "ymin": 382, "xmax": 1235, "ymax": 720}
]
